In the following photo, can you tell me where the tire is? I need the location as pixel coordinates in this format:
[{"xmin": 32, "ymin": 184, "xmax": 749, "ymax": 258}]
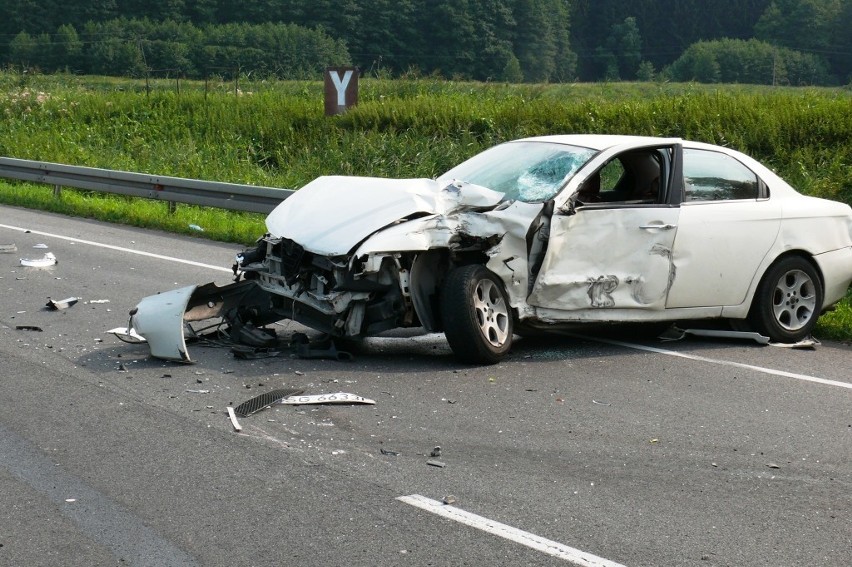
[
  {"xmin": 441, "ymin": 265, "xmax": 513, "ymax": 364},
  {"xmin": 749, "ymin": 256, "xmax": 823, "ymax": 343}
]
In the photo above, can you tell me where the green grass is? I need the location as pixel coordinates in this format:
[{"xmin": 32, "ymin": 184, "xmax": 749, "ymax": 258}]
[
  {"xmin": 815, "ymin": 289, "xmax": 852, "ymax": 342},
  {"xmin": 1, "ymin": 71, "xmax": 850, "ymax": 340}
]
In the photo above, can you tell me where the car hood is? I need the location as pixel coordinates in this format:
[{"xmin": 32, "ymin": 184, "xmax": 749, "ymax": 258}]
[{"xmin": 265, "ymin": 175, "xmax": 505, "ymax": 256}]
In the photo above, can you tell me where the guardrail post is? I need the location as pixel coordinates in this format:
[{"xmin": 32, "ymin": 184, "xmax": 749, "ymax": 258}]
[
  {"xmin": 53, "ymin": 184, "xmax": 61, "ymax": 198},
  {"xmin": 168, "ymin": 201, "xmax": 177, "ymax": 214}
]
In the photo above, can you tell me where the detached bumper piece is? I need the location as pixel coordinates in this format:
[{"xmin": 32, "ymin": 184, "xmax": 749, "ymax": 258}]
[{"xmin": 130, "ymin": 281, "xmax": 272, "ymax": 362}]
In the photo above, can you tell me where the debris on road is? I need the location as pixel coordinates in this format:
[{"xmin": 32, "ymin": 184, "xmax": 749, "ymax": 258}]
[
  {"xmin": 660, "ymin": 325, "xmax": 820, "ymax": 348},
  {"xmin": 231, "ymin": 345, "xmax": 281, "ymax": 360},
  {"xmin": 46, "ymin": 297, "xmax": 79, "ymax": 310},
  {"xmin": 768, "ymin": 337, "xmax": 820, "ymax": 349},
  {"xmin": 87, "ymin": 299, "xmax": 111, "ymax": 304},
  {"xmin": 659, "ymin": 326, "xmax": 771, "ymax": 345},
  {"xmin": 226, "ymin": 406, "xmax": 243, "ymax": 432},
  {"xmin": 33, "ymin": 243, "xmax": 49, "ymax": 249},
  {"xmin": 0, "ymin": 244, "xmax": 17, "ymax": 253},
  {"xmin": 442, "ymin": 495, "xmax": 457, "ymax": 505},
  {"xmin": 426, "ymin": 460, "xmax": 446, "ymax": 468},
  {"xmin": 107, "ymin": 327, "xmax": 147, "ymax": 344},
  {"xmin": 188, "ymin": 224, "xmax": 205, "ymax": 232},
  {"xmin": 430, "ymin": 446, "xmax": 442, "ymax": 457},
  {"xmin": 290, "ymin": 333, "xmax": 353, "ymax": 361},
  {"xmin": 186, "ymin": 389, "xmax": 211, "ymax": 394},
  {"xmin": 380, "ymin": 448, "xmax": 400, "ymax": 456},
  {"xmin": 120, "ymin": 280, "xmax": 357, "ymax": 364},
  {"xmin": 20, "ymin": 252, "xmax": 57, "ymax": 267},
  {"xmin": 15, "ymin": 325, "xmax": 43, "ymax": 332},
  {"xmin": 233, "ymin": 388, "xmax": 305, "ymax": 417},
  {"xmin": 279, "ymin": 393, "xmax": 376, "ymax": 406}
]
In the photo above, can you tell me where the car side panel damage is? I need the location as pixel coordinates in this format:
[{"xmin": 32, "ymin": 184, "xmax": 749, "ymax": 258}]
[{"xmin": 527, "ymin": 207, "xmax": 680, "ymax": 315}]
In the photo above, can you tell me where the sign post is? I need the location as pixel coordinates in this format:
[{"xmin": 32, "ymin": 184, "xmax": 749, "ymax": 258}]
[{"xmin": 324, "ymin": 67, "xmax": 359, "ymax": 116}]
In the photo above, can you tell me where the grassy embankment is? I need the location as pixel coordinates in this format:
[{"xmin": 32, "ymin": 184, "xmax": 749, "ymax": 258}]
[{"xmin": 0, "ymin": 71, "xmax": 850, "ymax": 339}]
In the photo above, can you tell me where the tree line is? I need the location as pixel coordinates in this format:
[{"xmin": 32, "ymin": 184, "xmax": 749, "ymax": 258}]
[
  {"xmin": 0, "ymin": 0, "xmax": 848, "ymax": 84},
  {"xmin": 5, "ymin": 20, "xmax": 349, "ymax": 80}
]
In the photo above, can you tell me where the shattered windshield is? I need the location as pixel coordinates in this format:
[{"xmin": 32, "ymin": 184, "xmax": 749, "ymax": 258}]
[{"xmin": 438, "ymin": 141, "xmax": 597, "ymax": 203}]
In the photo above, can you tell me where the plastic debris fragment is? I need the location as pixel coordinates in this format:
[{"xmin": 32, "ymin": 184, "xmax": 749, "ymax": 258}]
[
  {"xmin": 0, "ymin": 244, "xmax": 17, "ymax": 253},
  {"xmin": 226, "ymin": 407, "xmax": 243, "ymax": 431},
  {"xmin": 768, "ymin": 337, "xmax": 820, "ymax": 349},
  {"xmin": 16, "ymin": 325, "xmax": 43, "ymax": 332},
  {"xmin": 233, "ymin": 388, "xmax": 305, "ymax": 417},
  {"xmin": 20, "ymin": 252, "xmax": 57, "ymax": 267},
  {"xmin": 107, "ymin": 327, "xmax": 147, "ymax": 344},
  {"xmin": 278, "ymin": 392, "xmax": 376, "ymax": 406},
  {"xmin": 46, "ymin": 297, "xmax": 79, "ymax": 310}
]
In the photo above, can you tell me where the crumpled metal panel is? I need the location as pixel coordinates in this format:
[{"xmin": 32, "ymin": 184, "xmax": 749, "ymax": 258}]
[
  {"xmin": 265, "ymin": 176, "xmax": 504, "ymax": 256},
  {"xmin": 131, "ymin": 285, "xmax": 198, "ymax": 362},
  {"xmin": 130, "ymin": 281, "xmax": 261, "ymax": 362},
  {"xmin": 528, "ymin": 207, "xmax": 680, "ymax": 314}
]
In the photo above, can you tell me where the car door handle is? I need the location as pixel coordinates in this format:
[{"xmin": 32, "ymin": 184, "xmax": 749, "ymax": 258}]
[{"xmin": 639, "ymin": 223, "xmax": 676, "ymax": 230}]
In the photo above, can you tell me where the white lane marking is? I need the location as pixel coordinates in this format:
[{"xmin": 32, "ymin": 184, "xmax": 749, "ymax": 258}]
[
  {"xmin": 397, "ymin": 494, "xmax": 628, "ymax": 567},
  {"xmin": 582, "ymin": 335, "xmax": 852, "ymax": 391},
  {"xmin": 0, "ymin": 223, "xmax": 232, "ymax": 272}
]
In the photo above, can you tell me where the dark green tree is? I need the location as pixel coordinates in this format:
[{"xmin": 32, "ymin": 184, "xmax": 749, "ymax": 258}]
[
  {"xmin": 413, "ymin": 0, "xmax": 479, "ymax": 78},
  {"xmin": 9, "ymin": 32, "xmax": 37, "ymax": 68},
  {"xmin": 665, "ymin": 38, "xmax": 832, "ymax": 85},
  {"xmin": 513, "ymin": 0, "xmax": 574, "ymax": 82},
  {"xmin": 831, "ymin": 0, "xmax": 852, "ymax": 81},
  {"xmin": 754, "ymin": 0, "xmax": 841, "ymax": 52},
  {"xmin": 594, "ymin": 16, "xmax": 642, "ymax": 80},
  {"xmin": 348, "ymin": 0, "xmax": 412, "ymax": 74},
  {"xmin": 53, "ymin": 24, "xmax": 85, "ymax": 72},
  {"xmin": 568, "ymin": 0, "xmax": 772, "ymax": 80}
]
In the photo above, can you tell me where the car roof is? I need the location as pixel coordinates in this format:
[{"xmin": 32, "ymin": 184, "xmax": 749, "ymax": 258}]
[
  {"xmin": 517, "ymin": 134, "xmax": 811, "ymax": 201},
  {"xmin": 517, "ymin": 134, "xmax": 684, "ymax": 151}
]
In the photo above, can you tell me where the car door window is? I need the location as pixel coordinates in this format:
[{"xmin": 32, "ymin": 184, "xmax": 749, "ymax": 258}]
[
  {"xmin": 577, "ymin": 148, "xmax": 669, "ymax": 205},
  {"xmin": 683, "ymin": 149, "xmax": 759, "ymax": 201}
]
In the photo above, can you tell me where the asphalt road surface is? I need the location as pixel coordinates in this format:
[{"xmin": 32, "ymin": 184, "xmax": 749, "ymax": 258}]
[{"xmin": 1, "ymin": 204, "xmax": 850, "ymax": 567}]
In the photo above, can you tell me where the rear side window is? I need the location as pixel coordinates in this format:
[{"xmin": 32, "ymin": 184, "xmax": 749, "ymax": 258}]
[{"xmin": 683, "ymin": 149, "xmax": 759, "ymax": 202}]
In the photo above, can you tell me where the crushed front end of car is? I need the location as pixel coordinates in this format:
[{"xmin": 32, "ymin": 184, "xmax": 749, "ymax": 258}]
[
  {"xmin": 124, "ymin": 175, "xmax": 538, "ymax": 363},
  {"xmin": 235, "ymin": 232, "xmax": 418, "ymax": 339}
]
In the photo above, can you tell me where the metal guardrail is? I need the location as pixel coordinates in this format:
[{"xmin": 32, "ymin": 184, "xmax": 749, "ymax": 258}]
[{"xmin": 0, "ymin": 157, "xmax": 294, "ymax": 214}]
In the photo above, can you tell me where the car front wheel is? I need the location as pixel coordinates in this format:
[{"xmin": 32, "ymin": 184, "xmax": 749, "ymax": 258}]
[
  {"xmin": 749, "ymin": 256, "xmax": 823, "ymax": 343},
  {"xmin": 441, "ymin": 265, "xmax": 513, "ymax": 364}
]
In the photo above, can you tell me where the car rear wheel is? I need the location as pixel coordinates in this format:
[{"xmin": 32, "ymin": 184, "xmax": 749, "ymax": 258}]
[
  {"xmin": 749, "ymin": 256, "xmax": 822, "ymax": 343},
  {"xmin": 441, "ymin": 265, "xmax": 513, "ymax": 364}
]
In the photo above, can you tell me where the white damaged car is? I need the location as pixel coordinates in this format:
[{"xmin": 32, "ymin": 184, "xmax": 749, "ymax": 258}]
[{"xmin": 129, "ymin": 135, "xmax": 852, "ymax": 364}]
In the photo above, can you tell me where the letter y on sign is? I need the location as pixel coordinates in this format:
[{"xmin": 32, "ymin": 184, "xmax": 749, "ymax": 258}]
[{"xmin": 330, "ymin": 70, "xmax": 353, "ymax": 106}]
